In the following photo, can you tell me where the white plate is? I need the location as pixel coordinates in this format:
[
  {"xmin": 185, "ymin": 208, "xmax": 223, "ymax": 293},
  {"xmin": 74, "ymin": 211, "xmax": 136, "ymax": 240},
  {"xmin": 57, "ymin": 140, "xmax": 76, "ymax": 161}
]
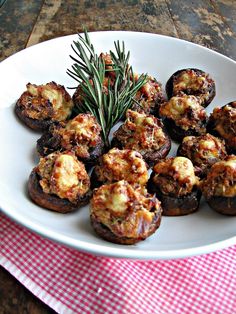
[{"xmin": 1, "ymin": 31, "xmax": 236, "ymax": 260}]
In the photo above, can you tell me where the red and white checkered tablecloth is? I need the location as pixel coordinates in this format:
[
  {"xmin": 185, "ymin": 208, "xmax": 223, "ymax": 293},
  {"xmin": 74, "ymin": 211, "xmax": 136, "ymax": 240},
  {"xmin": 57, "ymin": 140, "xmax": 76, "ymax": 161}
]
[{"xmin": 1, "ymin": 212, "xmax": 236, "ymax": 314}]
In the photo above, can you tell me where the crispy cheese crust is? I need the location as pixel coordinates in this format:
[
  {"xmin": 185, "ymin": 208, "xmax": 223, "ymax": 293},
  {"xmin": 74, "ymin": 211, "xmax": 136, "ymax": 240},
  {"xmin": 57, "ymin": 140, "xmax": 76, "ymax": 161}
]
[
  {"xmin": 166, "ymin": 68, "xmax": 215, "ymax": 107},
  {"xmin": 90, "ymin": 180, "xmax": 162, "ymax": 244},
  {"xmin": 177, "ymin": 134, "xmax": 227, "ymax": 177},
  {"xmin": 208, "ymin": 102, "xmax": 236, "ymax": 152},
  {"xmin": 35, "ymin": 152, "xmax": 90, "ymax": 203},
  {"xmin": 160, "ymin": 95, "xmax": 207, "ymax": 132},
  {"xmin": 59, "ymin": 113, "xmax": 102, "ymax": 159},
  {"xmin": 148, "ymin": 157, "xmax": 201, "ymax": 215},
  {"xmin": 201, "ymin": 155, "xmax": 236, "ymax": 199},
  {"xmin": 15, "ymin": 82, "xmax": 73, "ymax": 130},
  {"xmin": 159, "ymin": 95, "xmax": 208, "ymax": 141},
  {"xmin": 112, "ymin": 110, "xmax": 171, "ymax": 165},
  {"xmin": 37, "ymin": 113, "xmax": 104, "ymax": 164},
  {"xmin": 200, "ymin": 155, "xmax": 236, "ymax": 215},
  {"xmin": 151, "ymin": 157, "xmax": 199, "ymax": 197},
  {"xmin": 92, "ymin": 148, "xmax": 148, "ymax": 187},
  {"xmin": 132, "ymin": 75, "xmax": 165, "ymax": 115}
]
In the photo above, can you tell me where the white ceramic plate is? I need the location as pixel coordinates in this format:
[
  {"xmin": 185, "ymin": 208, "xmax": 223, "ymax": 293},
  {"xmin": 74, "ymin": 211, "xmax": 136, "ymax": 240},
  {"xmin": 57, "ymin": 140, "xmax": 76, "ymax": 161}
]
[{"xmin": 1, "ymin": 31, "xmax": 236, "ymax": 260}]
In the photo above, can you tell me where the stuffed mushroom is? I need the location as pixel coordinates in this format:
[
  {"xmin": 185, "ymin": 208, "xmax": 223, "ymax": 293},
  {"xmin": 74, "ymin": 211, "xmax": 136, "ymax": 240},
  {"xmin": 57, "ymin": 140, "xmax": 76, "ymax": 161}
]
[
  {"xmin": 148, "ymin": 156, "xmax": 201, "ymax": 216},
  {"xmin": 112, "ymin": 109, "xmax": 171, "ymax": 166},
  {"xmin": 91, "ymin": 148, "xmax": 148, "ymax": 189},
  {"xmin": 165, "ymin": 68, "xmax": 215, "ymax": 107},
  {"xmin": 37, "ymin": 113, "xmax": 104, "ymax": 166},
  {"xmin": 200, "ymin": 155, "xmax": 236, "ymax": 215},
  {"xmin": 207, "ymin": 101, "xmax": 236, "ymax": 153},
  {"xmin": 28, "ymin": 151, "xmax": 91, "ymax": 213},
  {"xmin": 177, "ymin": 133, "xmax": 227, "ymax": 178},
  {"xmin": 159, "ymin": 95, "xmax": 208, "ymax": 142},
  {"xmin": 15, "ymin": 82, "xmax": 73, "ymax": 131},
  {"xmin": 90, "ymin": 180, "xmax": 162, "ymax": 244},
  {"xmin": 132, "ymin": 75, "xmax": 165, "ymax": 116}
]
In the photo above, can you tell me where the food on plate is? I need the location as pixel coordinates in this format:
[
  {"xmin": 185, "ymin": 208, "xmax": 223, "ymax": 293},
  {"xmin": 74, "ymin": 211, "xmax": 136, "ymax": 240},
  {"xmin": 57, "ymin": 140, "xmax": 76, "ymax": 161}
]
[
  {"xmin": 90, "ymin": 180, "xmax": 162, "ymax": 244},
  {"xmin": 132, "ymin": 75, "xmax": 165, "ymax": 116},
  {"xmin": 159, "ymin": 94, "xmax": 208, "ymax": 142},
  {"xmin": 207, "ymin": 101, "xmax": 236, "ymax": 153},
  {"xmin": 148, "ymin": 156, "xmax": 201, "ymax": 216},
  {"xmin": 28, "ymin": 151, "xmax": 91, "ymax": 213},
  {"xmin": 90, "ymin": 148, "xmax": 148, "ymax": 189},
  {"xmin": 177, "ymin": 133, "xmax": 227, "ymax": 178},
  {"xmin": 69, "ymin": 37, "xmax": 147, "ymax": 148},
  {"xmin": 111, "ymin": 109, "xmax": 171, "ymax": 166},
  {"xmin": 165, "ymin": 68, "xmax": 216, "ymax": 107},
  {"xmin": 72, "ymin": 53, "xmax": 117, "ymax": 107},
  {"xmin": 97, "ymin": 54, "xmax": 165, "ymax": 116},
  {"xmin": 200, "ymin": 155, "xmax": 236, "ymax": 215},
  {"xmin": 15, "ymin": 82, "xmax": 73, "ymax": 131},
  {"xmin": 37, "ymin": 113, "xmax": 104, "ymax": 166},
  {"xmin": 12, "ymin": 28, "xmax": 236, "ymax": 251}
]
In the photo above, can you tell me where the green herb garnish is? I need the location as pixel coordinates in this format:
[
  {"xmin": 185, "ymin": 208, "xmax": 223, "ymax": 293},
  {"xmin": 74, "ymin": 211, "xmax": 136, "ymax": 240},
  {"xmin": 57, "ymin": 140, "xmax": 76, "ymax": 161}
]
[{"xmin": 67, "ymin": 30, "xmax": 146, "ymax": 147}]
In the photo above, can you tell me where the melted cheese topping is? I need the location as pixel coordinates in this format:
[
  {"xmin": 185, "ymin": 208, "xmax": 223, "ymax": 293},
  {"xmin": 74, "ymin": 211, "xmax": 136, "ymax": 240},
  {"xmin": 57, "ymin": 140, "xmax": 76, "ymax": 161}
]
[
  {"xmin": 92, "ymin": 181, "xmax": 131, "ymax": 215},
  {"xmin": 37, "ymin": 152, "xmax": 90, "ymax": 203},
  {"xmin": 133, "ymin": 75, "xmax": 163, "ymax": 113},
  {"xmin": 201, "ymin": 156, "xmax": 236, "ymax": 197},
  {"xmin": 94, "ymin": 148, "xmax": 148, "ymax": 186},
  {"xmin": 107, "ymin": 181, "xmax": 130, "ymax": 213},
  {"xmin": 153, "ymin": 157, "xmax": 198, "ymax": 196},
  {"xmin": 173, "ymin": 70, "xmax": 208, "ymax": 93},
  {"xmin": 91, "ymin": 180, "xmax": 161, "ymax": 238},
  {"xmin": 139, "ymin": 76, "xmax": 162, "ymax": 99},
  {"xmin": 160, "ymin": 95, "xmax": 199, "ymax": 119},
  {"xmin": 115, "ymin": 110, "xmax": 167, "ymax": 152},
  {"xmin": 210, "ymin": 155, "xmax": 236, "ymax": 171},
  {"xmin": 60, "ymin": 113, "xmax": 102, "ymax": 159},
  {"xmin": 172, "ymin": 157, "xmax": 196, "ymax": 182},
  {"xmin": 181, "ymin": 134, "xmax": 226, "ymax": 164},
  {"xmin": 159, "ymin": 95, "xmax": 207, "ymax": 130},
  {"xmin": 51, "ymin": 155, "xmax": 80, "ymax": 196},
  {"xmin": 26, "ymin": 82, "xmax": 73, "ymax": 121}
]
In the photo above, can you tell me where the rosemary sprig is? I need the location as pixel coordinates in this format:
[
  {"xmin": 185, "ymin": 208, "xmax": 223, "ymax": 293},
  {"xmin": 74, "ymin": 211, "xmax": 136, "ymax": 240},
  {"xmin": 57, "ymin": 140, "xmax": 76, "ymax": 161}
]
[{"xmin": 67, "ymin": 30, "xmax": 147, "ymax": 147}]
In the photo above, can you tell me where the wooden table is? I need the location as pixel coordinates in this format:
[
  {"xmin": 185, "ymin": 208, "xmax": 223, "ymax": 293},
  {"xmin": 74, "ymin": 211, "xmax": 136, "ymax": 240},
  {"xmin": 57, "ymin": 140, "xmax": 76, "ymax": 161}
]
[{"xmin": 1, "ymin": 0, "xmax": 236, "ymax": 313}]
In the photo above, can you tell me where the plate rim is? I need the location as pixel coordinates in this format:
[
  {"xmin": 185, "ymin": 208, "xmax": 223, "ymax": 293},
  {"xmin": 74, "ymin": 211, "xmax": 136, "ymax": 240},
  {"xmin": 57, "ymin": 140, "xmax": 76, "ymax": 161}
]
[
  {"xmin": 1, "ymin": 30, "xmax": 236, "ymax": 260},
  {"xmin": 2, "ymin": 198, "xmax": 236, "ymax": 260}
]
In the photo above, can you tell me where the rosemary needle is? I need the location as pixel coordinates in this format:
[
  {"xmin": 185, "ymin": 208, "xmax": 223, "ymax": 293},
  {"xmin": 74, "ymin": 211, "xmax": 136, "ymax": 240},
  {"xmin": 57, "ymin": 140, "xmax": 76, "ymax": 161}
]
[{"xmin": 67, "ymin": 30, "xmax": 147, "ymax": 147}]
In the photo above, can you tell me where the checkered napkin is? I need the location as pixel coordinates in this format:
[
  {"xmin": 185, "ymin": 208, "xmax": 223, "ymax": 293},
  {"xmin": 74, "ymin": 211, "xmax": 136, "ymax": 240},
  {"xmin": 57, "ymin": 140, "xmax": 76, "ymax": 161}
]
[{"xmin": 1, "ymin": 213, "xmax": 236, "ymax": 314}]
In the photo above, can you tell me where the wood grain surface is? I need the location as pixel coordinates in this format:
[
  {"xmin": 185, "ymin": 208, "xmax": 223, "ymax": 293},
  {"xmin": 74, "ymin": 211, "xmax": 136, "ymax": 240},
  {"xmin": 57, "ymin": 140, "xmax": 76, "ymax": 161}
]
[{"xmin": 1, "ymin": 0, "xmax": 235, "ymax": 313}]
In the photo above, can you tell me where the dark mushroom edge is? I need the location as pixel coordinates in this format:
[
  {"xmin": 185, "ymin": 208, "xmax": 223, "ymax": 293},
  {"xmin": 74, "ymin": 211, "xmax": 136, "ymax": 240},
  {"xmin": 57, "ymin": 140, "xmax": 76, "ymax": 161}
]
[
  {"xmin": 148, "ymin": 179, "xmax": 201, "ymax": 216},
  {"xmin": 15, "ymin": 82, "xmax": 73, "ymax": 131},
  {"xmin": 177, "ymin": 133, "xmax": 227, "ymax": 178},
  {"xmin": 207, "ymin": 101, "xmax": 236, "ymax": 154},
  {"xmin": 200, "ymin": 155, "xmax": 236, "ymax": 215},
  {"xmin": 90, "ymin": 180, "xmax": 162, "ymax": 244},
  {"xmin": 90, "ymin": 148, "xmax": 149, "ymax": 190},
  {"xmin": 111, "ymin": 110, "xmax": 171, "ymax": 167},
  {"xmin": 159, "ymin": 95, "xmax": 208, "ymax": 142},
  {"xmin": 15, "ymin": 105, "xmax": 53, "ymax": 131},
  {"xmin": 206, "ymin": 196, "xmax": 236, "ymax": 216},
  {"xmin": 165, "ymin": 68, "xmax": 216, "ymax": 107},
  {"xmin": 131, "ymin": 75, "xmax": 166, "ymax": 116},
  {"xmin": 148, "ymin": 157, "xmax": 201, "ymax": 216},
  {"xmin": 36, "ymin": 113, "xmax": 105, "ymax": 167},
  {"xmin": 28, "ymin": 152, "xmax": 91, "ymax": 213}
]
